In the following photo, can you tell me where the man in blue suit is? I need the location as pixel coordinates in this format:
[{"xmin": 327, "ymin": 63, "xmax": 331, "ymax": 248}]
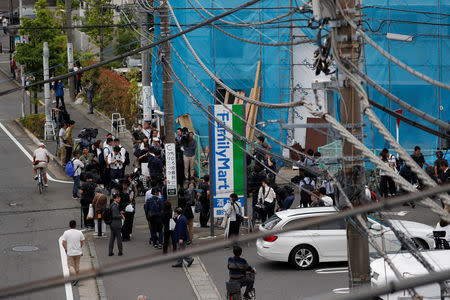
[{"xmin": 172, "ymin": 207, "xmax": 194, "ymax": 268}]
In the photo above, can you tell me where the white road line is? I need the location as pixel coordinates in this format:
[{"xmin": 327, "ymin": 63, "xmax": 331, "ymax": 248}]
[
  {"xmin": 58, "ymin": 236, "xmax": 74, "ymax": 300},
  {"xmin": 332, "ymin": 287, "xmax": 349, "ymax": 294},
  {"xmin": 0, "ymin": 122, "xmax": 72, "ymax": 184},
  {"xmin": 315, "ymin": 267, "xmax": 348, "ymax": 274}
]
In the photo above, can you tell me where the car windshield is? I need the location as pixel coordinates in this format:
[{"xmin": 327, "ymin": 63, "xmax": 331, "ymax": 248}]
[{"xmin": 262, "ymin": 214, "xmax": 281, "ymax": 230}]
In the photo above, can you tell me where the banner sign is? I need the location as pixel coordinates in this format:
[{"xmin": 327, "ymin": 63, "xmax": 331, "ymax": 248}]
[
  {"xmin": 164, "ymin": 143, "xmax": 177, "ymax": 196},
  {"xmin": 209, "ymin": 105, "xmax": 246, "ymax": 217}
]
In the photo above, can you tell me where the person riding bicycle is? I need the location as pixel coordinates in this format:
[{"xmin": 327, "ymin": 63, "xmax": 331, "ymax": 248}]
[
  {"xmin": 33, "ymin": 143, "xmax": 50, "ymax": 187},
  {"xmin": 227, "ymin": 245, "xmax": 256, "ymax": 299}
]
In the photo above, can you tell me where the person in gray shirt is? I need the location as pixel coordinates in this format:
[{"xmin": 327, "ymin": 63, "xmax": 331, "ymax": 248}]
[
  {"xmin": 109, "ymin": 194, "xmax": 124, "ymax": 256},
  {"xmin": 183, "ymin": 132, "xmax": 197, "ymax": 181}
]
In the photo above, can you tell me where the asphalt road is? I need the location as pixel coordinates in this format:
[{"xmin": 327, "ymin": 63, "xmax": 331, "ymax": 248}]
[{"xmin": 0, "ymin": 69, "xmax": 78, "ymax": 300}]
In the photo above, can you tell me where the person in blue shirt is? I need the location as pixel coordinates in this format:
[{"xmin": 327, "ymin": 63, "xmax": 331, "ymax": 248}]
[
  {"xmin": 227, "ymin": 245, "xmax": 256, "ymax": 299},
  {"xmin": 144, "ymin": 188, "xmax": 164, "ymax": 248},
  {"xmin": 55, "ymin": 80, "xmax": 65, "ymax": 109}
]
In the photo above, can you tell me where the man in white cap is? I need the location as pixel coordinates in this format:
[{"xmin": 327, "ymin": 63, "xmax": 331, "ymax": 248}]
[{"xmin": 33, "ymin": 142, "xmax": 50, "ymax": 186}]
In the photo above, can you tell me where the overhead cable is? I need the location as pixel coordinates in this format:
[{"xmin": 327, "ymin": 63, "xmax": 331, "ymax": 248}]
[
  {"xmin": 185, "ymin": 0, "xmax": 312, "ymax": 46},
  {"xmin": 0, "ymin": 0, "xmax": 262, "ymax": 97},
  {"xmin": 338, "ymin": 2, "xmax": 450, "ymax": 91},
  {"xmin": 0, "ymin": 184, "xmax": 449, "ymax": 299},
  {"xmin": 368, "ymin": 98, "xmax": 450, "ymax": 139},
  {"xmin": 350, "ymin": 64, "xmax": 450, "ymax": 131},
  {"xmin": 331, "ymin": 1, "xmax": 450, "ymax": 207},
  {"xmin": 190, "ymin": 0, "xmax": 302, "ymax": 27},
  {"xmin": 167, "ymin": 0, "xmax": 306, "ymax": 109}
]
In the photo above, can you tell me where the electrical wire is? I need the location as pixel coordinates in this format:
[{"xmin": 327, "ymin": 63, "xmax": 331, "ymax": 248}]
[
  {"xmin": 166, "ymin": 0, "xmax": 306, "ymax": 109},
  {"xmin": 0, "ymin": 0, "xmax": 262, "ymax": 97},
  {"xmin": 185, "ymin": 0, "xmax": 313, "ymax": 47},
  {"xmin": 350, "ymin": 64, "xmax": 450, "ymax": 131},
  {"xmin": 339, "ymin": 3, "xmax": 450, "ymax": 91}
]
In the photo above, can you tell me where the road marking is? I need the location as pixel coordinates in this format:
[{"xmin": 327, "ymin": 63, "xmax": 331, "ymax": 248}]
[
  {"xmin": 383, "ymin": 211, "xmax": 409, "ymax": 216},
  {"xmin": 58, "ymin": 236, "xmax": 74, "ymax": 300},
  {"xmin": 315, "ymin": 267, "xmax": 348, "ymax": 274},
  {"xmin": 332, "ymin": 287, "xmax": 349, "ymax": 294},
  {"xmin": 0, "ymin": 122, "xmax": 72, "ymax": 184}
]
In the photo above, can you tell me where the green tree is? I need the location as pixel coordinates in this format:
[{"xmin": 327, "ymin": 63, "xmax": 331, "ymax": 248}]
[
  {"xmin": 14, "ymin": 0, "xmax": 66, "ymax": 114},
  {"xmin": 80, "ymin": 0, "xmax": 114, "ymax": 61}
]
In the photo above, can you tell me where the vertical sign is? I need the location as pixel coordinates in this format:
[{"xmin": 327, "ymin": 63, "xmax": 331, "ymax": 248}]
[
  {"xmin": 209, "ymin": 105, "xmax": 246, "ymax": 219},
  {"xmin": 164, "ymin": 143, "xmax": 177, "ymax": 196},
  {"xmin": 142, "ymin": 85, "xmax": 152, "ymax": 122}
]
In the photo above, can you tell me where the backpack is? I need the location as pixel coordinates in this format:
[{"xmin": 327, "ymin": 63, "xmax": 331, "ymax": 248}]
[
  {"xmin": 102, "ymin": 207, "xmax": 113, "ymax": 225},
  {"xmin": 121, "ymin": 147, "xmax": 130, "ymax": 166},
  {"xmin": 147, "ymin": 197, "xmax": 160, "ymax": 219},
  {"xmin": 99, "ymin": 148, "xmax": 109, "ymax": 167},
  {"xmin": 65, "ymin": 159, "xmax": 79, "ymax": 177}
]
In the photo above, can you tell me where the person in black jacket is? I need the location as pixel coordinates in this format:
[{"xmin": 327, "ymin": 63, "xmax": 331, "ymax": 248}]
[
  {"xmin": 162, "ymin": 201, "xmax": 176, "ymax": 254},
  {"xmin": 79, "ymin": 174, "xmax": 96, "ymax": 228},
  {"xmin": 183, "ymin": 182, "xmax": 196, "ymax": 243},
  {"xmin": 148, "ymin": 149, "xmax": 163, "ymax": 188},
  {"xmin": 172, "ymin": 207, "xmax": 194, "ymax": 268},
  {"xmin": 248, "ymin": 164, "xmax": 266, "ymax": 222},
  {"xmin": 198, "ymin": 175, "xmax": 210, "ymax": 227},
  {"xmin": 108, "ymin": 194, "xmax": 124, "ymax": 256}
]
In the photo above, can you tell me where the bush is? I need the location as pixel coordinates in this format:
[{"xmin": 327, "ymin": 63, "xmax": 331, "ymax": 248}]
[{"xmin": 21, "ymin": 114, "xmax": 45, "ymax": 138}]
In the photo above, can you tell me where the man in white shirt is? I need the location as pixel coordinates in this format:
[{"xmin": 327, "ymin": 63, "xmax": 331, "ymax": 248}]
[
  {"xmin": 33, "ymin": 143, "xmax": 50, "ymax": 186},
  {"xmin": 103, "ymin": 134, "xmax": 114, "ymax": 151},
  {"xmin": 61, "ymin": 220, "xmax": 85, "ymax": 285},
  {"xmin": 142, "ymin": 121, "xmax": 151, "ymax": 139},
  {"xmin": 318, "ymin": 187, "xmax": 333, "ymax": 206},
  {"xmin": 108, "ymin": 146, "xmax": 124, "ymax": 191},
  {"xmin": 72, "ymin": 151, "xmax": 85, "ymax": 199}
]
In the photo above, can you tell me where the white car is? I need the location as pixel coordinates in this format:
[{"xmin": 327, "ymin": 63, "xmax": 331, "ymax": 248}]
[
  {"xmin": 371, "ymin": 250, "xmax": 450, "ymax": 299},
  {"xmin": 256, "ymin": 207, "xmax": 435, "ymax": 270}
]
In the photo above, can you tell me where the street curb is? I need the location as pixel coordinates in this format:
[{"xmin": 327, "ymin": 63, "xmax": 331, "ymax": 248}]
[
  {"xmin": 87, "ymin": 235, "xmax": 108, "ymax": 300},
  {"xmin": 12, "ymin": 118, "xmax": 64, "ymax": 168},
  {"xmin": 183, "ymin": 256, "xmax": 222, "ymax": 300}
]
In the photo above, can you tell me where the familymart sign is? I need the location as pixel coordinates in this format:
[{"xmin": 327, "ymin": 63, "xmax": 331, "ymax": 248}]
[{"xmin": 209, "ymin": 105, "xmax": 246, "ymax": 218}]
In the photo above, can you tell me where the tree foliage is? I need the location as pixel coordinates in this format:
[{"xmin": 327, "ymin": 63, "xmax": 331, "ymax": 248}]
[
  {"xmin": 79, "ymin": 0, "xmax": 114, "ymax": 50},
  {"xmin": 14, "ymin": 0, "xmax": 66, "ymax": 80}
]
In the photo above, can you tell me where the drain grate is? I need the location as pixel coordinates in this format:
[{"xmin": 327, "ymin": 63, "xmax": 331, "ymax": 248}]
[{"xmin": 12, "ymin": 246, "xmax": 39, "ymax": 252}]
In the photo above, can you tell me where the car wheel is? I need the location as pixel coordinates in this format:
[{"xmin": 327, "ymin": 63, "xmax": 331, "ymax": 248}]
[
  {"xmin": 411, "ymin": 238, "xmax": 429, "ymax": 250},
  {"xmin": 289, "ymin": 245, "xmax": 318, "ymax": 270}
]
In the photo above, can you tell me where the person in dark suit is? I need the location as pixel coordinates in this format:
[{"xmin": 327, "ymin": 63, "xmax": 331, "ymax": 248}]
[
  {"xmin": 172, "ymin": 207, "xmax": 194, "ymax": 268},
  {"xmin": 108, "ymin": 194, "xmax": 124, "ymax": 256},
  {"xmin": 438, "ymin": 159, "xmax": 450, "ymax": 185}
]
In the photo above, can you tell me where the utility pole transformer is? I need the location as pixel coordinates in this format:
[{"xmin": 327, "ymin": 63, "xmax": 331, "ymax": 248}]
[
  {"xmin": 159, "ymin": 0, "xmax": 177, "ymax": 203},
  {"xmin": 141, "ymin": 11, "xmax": 152, "ymax": 122},
  {"xmin": 334, "ymin": 0, "xmax": 371, "ymax": 292},
  {"xmin": 65, "ymin": 0, "xmax": 75, "ymax": 102}
]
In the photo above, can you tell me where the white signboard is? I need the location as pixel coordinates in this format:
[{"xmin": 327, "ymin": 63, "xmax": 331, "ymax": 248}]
[
  {"xmin": 164, "ymin": 143, "xmax": 177, "ymax": 196},
  {"xmin": 142, "ymin": 85, "xmax": 152, "ymax": 121}
]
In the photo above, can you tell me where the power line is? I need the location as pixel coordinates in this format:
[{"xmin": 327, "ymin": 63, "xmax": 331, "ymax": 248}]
[
  {"xmin": 0, "ymin": 184, "xmax": 449, "ymax": 299},
  {"xmin": 0, "ymin": 0, "xmax": 262, "ymax": 97}
]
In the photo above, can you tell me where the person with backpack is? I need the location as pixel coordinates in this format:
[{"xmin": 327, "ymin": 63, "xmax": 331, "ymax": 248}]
[
  {"xmin": 69, "ymin": 151, "xmax": 84, "ymax": 200},
  {"xmin": 144, "ymin": 188, "xmax": 164, "ymax": 248},
  {"xmin": 257, "ymin": 179, "xmax": 276, "ymax": 222},
  {"xmin": 299, "ymin": 175, "xmax": 315, "ymax": 208},
  {"xmin": 92, "ymin": 187, "xmax": 107, "ymax": 236},
  {"xmin": 108, "ymin": 194, "xmax": 124, "ymax": 256}
]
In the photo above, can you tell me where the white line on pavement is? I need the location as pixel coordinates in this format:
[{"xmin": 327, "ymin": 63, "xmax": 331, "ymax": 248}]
[
  {"xmin": 315, "ymin": 267, "xmax": 348, "ymax": 274},
  {"xmin": 332, "ymin": 287, "xmax": 349, "ymax": 294},
  {"xmin": 0, "ymin": 122, "xmax": 72, "ymax": 184},
  {"xmin": 58, "ymin": 236, "xmax": 74, "ymax": 300}
]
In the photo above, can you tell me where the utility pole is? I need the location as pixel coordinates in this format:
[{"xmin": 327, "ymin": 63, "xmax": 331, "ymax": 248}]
[
  {"xmin": 159, "ymin": 0, "xmax": 177, "ymax": 203},
  {"xmin": 8, "ymin": 0, "xmax": 14, "ymax": 52},
  {"xmin": 335, "ymin": 0, "xmax": 370, "ymax": 292},
  {"xmin": 99, "ymin": 2, "xmax": 104, "ymax": 62},
  {"xmin": 141, "ymin": 10, "xmax": 152, "ymax": 122},
  {"xmin": 65, "ymin": 0, "xmax": 75, "ymax": 102},
  {"xmin": 43, "ymin": 42, "xmax": 54, "ymax": 140}
]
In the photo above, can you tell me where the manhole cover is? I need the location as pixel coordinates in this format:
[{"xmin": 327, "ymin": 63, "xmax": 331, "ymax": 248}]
[{"xmin": 12, "ymin": 246, "xmax": 39, "ymax": 252}]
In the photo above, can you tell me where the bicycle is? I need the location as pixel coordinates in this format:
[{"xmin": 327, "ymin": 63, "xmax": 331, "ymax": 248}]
[
  {"xmin": 36, "ymin": 167, "xmax": 45, "ymax": 194},
  {"xmin": 226, "ymin": 272, "xmax": 256, "ymax": 300}
]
